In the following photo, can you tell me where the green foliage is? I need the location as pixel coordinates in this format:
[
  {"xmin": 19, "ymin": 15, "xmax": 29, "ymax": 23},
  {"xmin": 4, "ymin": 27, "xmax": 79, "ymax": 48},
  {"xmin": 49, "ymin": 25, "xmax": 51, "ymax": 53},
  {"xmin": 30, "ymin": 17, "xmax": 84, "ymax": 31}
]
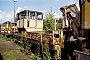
[
  {"xmin": 3, "ymin": 51, "xmax": 21, "ymax": 60},
  {"xmin": 43, "ymin": 10, "xmax": 55, "ymax": 30},
  {"xmin": 0, "ymin": 34, "xmax": 4, "ymax": 38},
  {"xmin": 28, "ymin": 44, "xmax": 32, "ymax": 54},
  {"xmin": 0, "ymin": 34, "xmax": 13, "ymax": 40},
  {"xmin": 36, "ymin": 43, "xmax": 41, "ymax": 57},
  {"xmin": 29, "ymin": 43, "xmax": 42, "ymax": 60},
  {"xmin": 19, "ymin": 46, "xmax": 25, "ymax": 52},
  {"xmin": 43, "ymin": 43, "xmax": 51, "ymax": 60},
  {"xmin": 30, "ymin": 53, "xmax": 42, "ymax": 60},
  {"xmin": 23, "ymin": 38, "xmax": 27, "ymax": 49},
  {"xmin": 19, "ymin": 38, "xmax": 29, "ymax": 53},
  {"xmin": 13, "ymin": 38, "xmax": 17, "ymax": 42},
  {"xmin": 67, "ymin": 54, "xmax": 72, "ymax": 60},
  {"xmin": 52, "ymin": 51, "xmax": 58, "ymax": 60},
  {"xmin": 6, "ymin": 37, "xmax": 12, "ymax": 41},
  {"xmin": 56, "ymin": 18, "xmax": 62, "ymax": 30},
  {"xmin": 57, "ymin": 18, "xmax": 62, "ymax": 23},
  {"xmin": 4, "ymin": 51, "xmax": 16, "ymax": 60},
  {"xmin": 59, "ymin": 35, "xmax": 65, "ymax": 46},
  {"xmin": 19, "ymin": 38, "xmax": 42, "ymax": 60}
]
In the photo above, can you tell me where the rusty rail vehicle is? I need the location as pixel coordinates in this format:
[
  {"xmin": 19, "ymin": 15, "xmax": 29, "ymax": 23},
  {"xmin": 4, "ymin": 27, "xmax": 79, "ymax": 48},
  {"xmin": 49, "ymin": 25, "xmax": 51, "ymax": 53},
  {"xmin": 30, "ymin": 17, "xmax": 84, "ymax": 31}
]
[
  {"xmin": 14, "ymin": 10, "xmax": 63, "ymax": 59},
  {"xmin": 60, "ymin": 0, "xmax": 90, "ymax": 60},
  {"xmin": 1, "ymin": 21, "xmax": 18, "ymax": 35}
]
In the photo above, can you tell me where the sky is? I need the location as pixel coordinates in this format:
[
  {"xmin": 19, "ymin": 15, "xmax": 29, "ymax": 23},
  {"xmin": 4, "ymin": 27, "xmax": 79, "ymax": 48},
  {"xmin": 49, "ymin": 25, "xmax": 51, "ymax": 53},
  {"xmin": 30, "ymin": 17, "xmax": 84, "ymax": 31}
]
[{"xmin": 0, "ymin": 0, "xmax": 79, "ymax": 23}]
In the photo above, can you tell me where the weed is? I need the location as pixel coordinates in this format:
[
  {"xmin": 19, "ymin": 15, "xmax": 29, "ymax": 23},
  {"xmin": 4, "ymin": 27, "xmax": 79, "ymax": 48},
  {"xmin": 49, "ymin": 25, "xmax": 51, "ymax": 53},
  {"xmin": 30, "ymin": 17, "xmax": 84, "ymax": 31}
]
[
  {"xmin": 0, "ymin": 34, "xmax": 4, "ymax": 38},
  {"xmin": 67, "ymin": 54, "xmax": 72, "ymax": 60},
  {"xmin": 6, "ymin": 37, "xmax": 12, "ymax": 41},
  {"xmin": 36, "ymin": 43, "xmax": 41, "ymax": 57},
  {"xmin": 43, "ymin": 43, "xmax": 51, "ymax": 60},
  {"xmin": 3, "ymin": 51, "xmax": 21, "ymax": 60}
]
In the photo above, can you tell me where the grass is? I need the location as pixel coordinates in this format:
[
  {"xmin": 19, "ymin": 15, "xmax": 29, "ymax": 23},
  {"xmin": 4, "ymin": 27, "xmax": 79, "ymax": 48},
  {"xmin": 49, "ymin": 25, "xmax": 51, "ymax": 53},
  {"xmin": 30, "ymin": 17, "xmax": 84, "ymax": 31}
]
[
  {"xmin": 3, "ymin": 50, "xmax": 22, "ymax": 60},
  {"xmin": 0, "ymin": 34, "xmax": 24, "ymax": 60},
  {"xmin": 0, "ymin": 34, "xmax": 12, "ymax": 41},
  {"xmin": 0, "ymin": 34, "xmax": 6, "ymax": 40},
  {"xmin": 43, "ymin": 43, "xmax": 51, "ymax": 60},
  {"xmin": 30, "ymin": 53, "xmax": 42, "ymax": 60}
]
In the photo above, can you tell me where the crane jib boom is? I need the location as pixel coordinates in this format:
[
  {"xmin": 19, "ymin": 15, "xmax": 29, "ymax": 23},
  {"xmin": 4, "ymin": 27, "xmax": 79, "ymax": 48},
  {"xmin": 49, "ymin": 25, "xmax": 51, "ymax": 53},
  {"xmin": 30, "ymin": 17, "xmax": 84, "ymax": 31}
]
[{"xmin": 60, "ymin": 4, "xmax": 81, "ymax": 38}]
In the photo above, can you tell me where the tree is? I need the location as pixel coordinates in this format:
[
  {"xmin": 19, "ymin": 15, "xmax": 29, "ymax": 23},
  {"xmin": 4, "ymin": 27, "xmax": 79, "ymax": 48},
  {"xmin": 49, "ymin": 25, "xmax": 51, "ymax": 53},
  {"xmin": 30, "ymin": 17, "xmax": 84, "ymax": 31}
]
[
  {"xmin": 56, "ymin": 18, "xmax": 62, "ymax": 29},
  {"xmin": 57, "ymin": 18, "xmax": 62, "ymax": 23},
  {"xmin": 43, "ymin": 9, "xmax": 55, "ymax": 30}
]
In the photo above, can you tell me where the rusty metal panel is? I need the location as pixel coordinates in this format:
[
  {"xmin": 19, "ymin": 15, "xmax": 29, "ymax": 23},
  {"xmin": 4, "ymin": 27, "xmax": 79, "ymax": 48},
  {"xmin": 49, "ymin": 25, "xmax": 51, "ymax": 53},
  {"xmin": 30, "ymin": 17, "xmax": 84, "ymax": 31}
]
[{"xmin": 73, "ymin": 50, "xmax": 90, "ymax": 60}]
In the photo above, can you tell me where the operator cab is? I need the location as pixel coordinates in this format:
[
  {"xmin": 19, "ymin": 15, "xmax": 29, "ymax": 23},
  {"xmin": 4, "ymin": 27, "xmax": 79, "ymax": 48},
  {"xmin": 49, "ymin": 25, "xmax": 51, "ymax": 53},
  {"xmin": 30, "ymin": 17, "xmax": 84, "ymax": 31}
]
[{"xmin": 16, "ymin": 10, "xmax": 43, "ymax": 32}]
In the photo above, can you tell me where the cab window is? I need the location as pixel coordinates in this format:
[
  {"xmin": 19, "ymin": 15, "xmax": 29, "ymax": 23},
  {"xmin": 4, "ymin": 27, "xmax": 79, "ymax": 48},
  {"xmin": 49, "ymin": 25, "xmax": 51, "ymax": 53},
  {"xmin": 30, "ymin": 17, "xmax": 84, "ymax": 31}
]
[{"xmin": 36, "ymin": 12, "xmax": 43, "ymax": 20}]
